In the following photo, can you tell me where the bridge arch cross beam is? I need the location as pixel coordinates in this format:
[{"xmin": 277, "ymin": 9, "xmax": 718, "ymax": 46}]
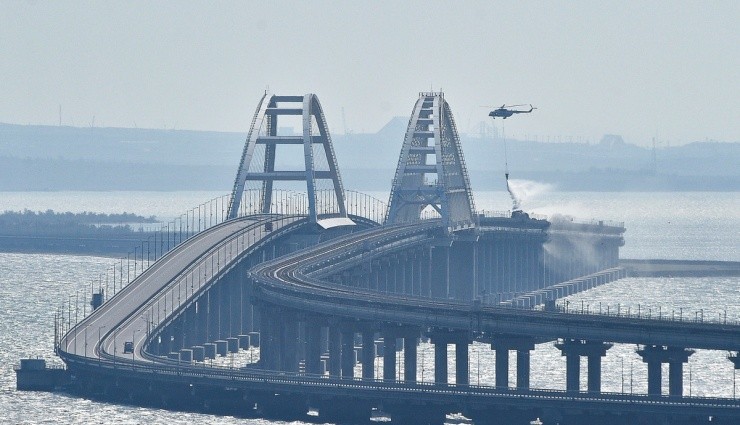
[{"xmin": 227, "ymin": 93, "xmax": 349, "ymax": 224}]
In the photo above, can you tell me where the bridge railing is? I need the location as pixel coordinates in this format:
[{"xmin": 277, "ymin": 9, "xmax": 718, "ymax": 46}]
[
  {"xmin": 551, "ymin": 299, "xmax": 739, "ymax": 326},
  {"xmin": 234, "ymin": 188, "xmax": 388, "ymax": 223}
]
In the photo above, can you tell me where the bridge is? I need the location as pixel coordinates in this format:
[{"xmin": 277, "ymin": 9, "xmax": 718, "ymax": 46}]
[{"xmin": 55, "ymin": 92, "xmax": 740, "ymax": 425}]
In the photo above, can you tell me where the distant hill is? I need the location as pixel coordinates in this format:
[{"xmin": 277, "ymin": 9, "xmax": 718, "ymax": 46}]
[{"xmin": 0, "ymin": 122, "xmax": 737, "ymax": 191}]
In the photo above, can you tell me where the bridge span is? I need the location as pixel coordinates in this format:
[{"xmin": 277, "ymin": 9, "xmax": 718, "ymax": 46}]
[{"xmin": 54, "ymin": 92, "xmax": 740, "ymax": 425}]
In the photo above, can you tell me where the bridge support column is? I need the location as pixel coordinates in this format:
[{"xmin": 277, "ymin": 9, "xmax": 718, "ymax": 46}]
[
  {"xmin": 228, "ymin": 271, "xmax": 242, "ymax": 338},
  {"xmin": 328, "ymin": 326, "xmax": 341, "ymax": 377},
  {"xmin": 404, "ymin": 334, "xmax": 418, "ymax": 382},
  {"xmin": 182, "ymin": 305, "xmax": 196, "ymax": 348},
  {"xmin": 194, "ymin": 298, "xmax": 207, "ymax": 346},
  {"xmin": 383, "ymin": 329, "xmax": 397, "ymax": 381},
  {"xmin": 565, "ymin": 352, "xmax": 580, "ymax": 393},
  {"xmin": 637, "ymin": 345, "xmax": 694, "ymax": 397},
  {"xmin": 171, "ymin": 319, "xmax": 183, "ymax": 352},
  {"xmin": 729, "ymin": 352, "xmax": 740, "ymax": 369},
  {"xmin": 218, "ymin": 280, "xmax": 230, "ymax": 339},
  {"xmin": 433, "ymin": 340, "xmax": 448, "ymax": 384},
  {"xmin": 492, "ymin": 337, "xmax": 535, "ymax": 389},
  {"xmin": 517, "ymin": 349, "xmax": 531, "ymax": 389},
  {"xmin": 280, "ymin": 315, "xmax": 299, "ymax": 372},
  {"xmin": 495, "ymin": 347, "xmax": 509, "ymax": 388},
  {"xmin": 556, "ymin": 339, "xmax": 612, "ymax": 393},
  {"xmin": 420, "ymin": 248, "xmax": 431, "ymax": 297},
  {"xmin": 341, "ymin": 328, "xmax": 355, "ymax": 379},
  {"xmin": 456, "ymin": 340, "xmax": 469, "ymax": 385},
  {"xmin": 449, "ymin": 241, "xmax": 476, "ymax": 301},
  {"xmin": 240, "ymin": 271, "xmax": 253, "ymax": 333},
  {"xmin": 305, "ymin": 321, "xmax": 322, "ymax": 375},
  {"xmin": 207, "ymin": 288, "xmax": 220, "ymax": 342},
  {"xmin": 668, "ymin": 359, "xmax": 684, "ymax": 397},
  {"xmin": 587, "ymin": 353, "xmax": 603, "ymax": 393},
  {"xmin": 430, "ymin": 245, "xmax": 449, "ymax": 299},
  {"xmin": 404, "ymin": 254, "xmax": 414, "ymax": 295},
  {"xmin": 390, "ymin": 257, "xmax": 400, "ymax": 293},
  {"xmin": 158, "ymin": 327, "xmax": 172, "ymax": 356},
  {"xmin": 361, "ymin": 330, "xmax": 375, "ymax": 379},
  {"xmin": 430, "ymin": 329, "xmax": 468, "ymax": 385},
  {"xmin": 258, "ymin": 307, "xmax": 279, "ymax": 370}
]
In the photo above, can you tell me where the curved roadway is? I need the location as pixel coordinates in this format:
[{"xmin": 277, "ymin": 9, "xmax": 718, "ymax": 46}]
[
  {"xmin": 59, "ymin": 214, "xmax": 304, "ymax": 363},
  {"xmin": 250, "ymin": 222, "xmax": 740, "ymax": 351},
  {"xmin": 57, "ymin": 214, "xmax": 740, "ymax": 419}
]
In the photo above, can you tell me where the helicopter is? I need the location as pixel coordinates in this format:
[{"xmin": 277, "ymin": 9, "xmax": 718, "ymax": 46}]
[{"xmin": 488, "ymin": 104, "xmax": 536, "ymax": 119}]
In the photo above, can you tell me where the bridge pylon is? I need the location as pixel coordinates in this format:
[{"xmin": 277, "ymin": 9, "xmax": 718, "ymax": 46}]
[
  {"xmin": 385, "ymin": 92, "xmax": 476, "ymax": 232},
  {"xmin": 227, "ymin": 93, "xmax": 352, "ymax": 227}
]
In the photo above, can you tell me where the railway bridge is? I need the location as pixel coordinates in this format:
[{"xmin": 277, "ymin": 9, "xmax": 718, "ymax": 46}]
[{"xmin": 56, "ymin": 92, "xmax": 740, "ymax": 424}]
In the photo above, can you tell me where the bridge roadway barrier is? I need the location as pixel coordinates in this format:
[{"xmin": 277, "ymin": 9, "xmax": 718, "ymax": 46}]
[{"xmin": 56, "ymin": 213, "xmax": 740, "ymax": 423}]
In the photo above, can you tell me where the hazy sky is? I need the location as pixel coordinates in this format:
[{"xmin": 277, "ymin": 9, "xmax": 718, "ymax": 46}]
[{"xmin": 1, "ymin": 1, "xmax": 737, "ymax": 146}]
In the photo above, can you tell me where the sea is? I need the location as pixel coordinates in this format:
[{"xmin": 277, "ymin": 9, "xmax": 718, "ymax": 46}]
[{"xmin": 1, "ymin": 190, "xmax": 738, "ymax": 424}]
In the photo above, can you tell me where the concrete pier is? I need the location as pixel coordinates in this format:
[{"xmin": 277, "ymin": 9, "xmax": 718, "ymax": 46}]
[
  {"xmin": 15, "ymin": 359, "xmax": 69, "ymax": 391},
  {"xmin": 556, "ymin": 339, "xmax": 612, "ymax": 393},
  {"xmin": 491, "ymin": 337, "xmax": 536, "ymax": 389},
  {"xmin": 638, "ymin": 345, "xmax": 694, "ymax": 397}
]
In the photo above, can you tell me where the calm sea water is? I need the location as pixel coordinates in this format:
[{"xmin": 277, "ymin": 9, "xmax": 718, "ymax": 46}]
[{"xmin": 1, "ymin": 191, "xmax": 738, "ymax": 424}]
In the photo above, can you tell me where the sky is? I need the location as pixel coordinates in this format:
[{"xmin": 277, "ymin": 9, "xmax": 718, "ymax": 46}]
[{"xmin": 0, "ymin": 1, "xmax": 738, "ymax": 146}]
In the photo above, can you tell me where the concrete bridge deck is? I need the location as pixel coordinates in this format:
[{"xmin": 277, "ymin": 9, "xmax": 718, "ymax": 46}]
[
  {"xmin": 251, "ymin": 221, "xmax": 740, "ymax": 351},
  {"xmin": 60, "ymin": 214, "xmax": 304, "ymax": 364},
  {"xmin": 55, "ymin": 213, "xmax": 740, "ymax": 424}
]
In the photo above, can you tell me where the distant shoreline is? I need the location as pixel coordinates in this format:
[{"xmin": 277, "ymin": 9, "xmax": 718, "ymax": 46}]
[
  {"xmin": 1, "ymin": 122, "xmax": 738, "ymax": 192},
  {"xmin": 0, "ymin": 210, "xmax": 161, "ymax": 257}
]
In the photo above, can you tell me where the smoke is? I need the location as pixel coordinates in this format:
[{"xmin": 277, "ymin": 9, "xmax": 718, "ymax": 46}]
[{"xmin": 506, "ymin": 179, "xmax": 554, "ymax": 211}]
